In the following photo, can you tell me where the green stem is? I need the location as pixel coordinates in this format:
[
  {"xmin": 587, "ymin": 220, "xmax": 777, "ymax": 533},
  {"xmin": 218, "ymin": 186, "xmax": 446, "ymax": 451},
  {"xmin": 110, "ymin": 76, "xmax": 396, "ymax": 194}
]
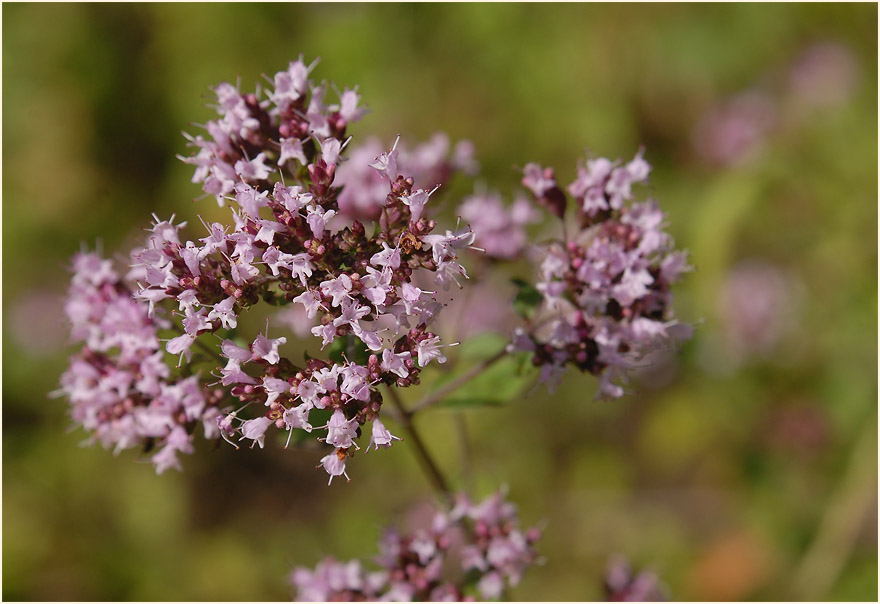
[
  {"xmin": 408, "ymin": 347, "xmax": 509, "ymax": 415},
  {"xmin": 789, "ymin": 412, "xmax": 877, "ymax": 599},
  {"xmin": 384, "ymin": 386, "xmax": 452, "ymax": 501},
  {"xmin": 454, "ymin": 412, "xmax": 474, "ymax": 491}
]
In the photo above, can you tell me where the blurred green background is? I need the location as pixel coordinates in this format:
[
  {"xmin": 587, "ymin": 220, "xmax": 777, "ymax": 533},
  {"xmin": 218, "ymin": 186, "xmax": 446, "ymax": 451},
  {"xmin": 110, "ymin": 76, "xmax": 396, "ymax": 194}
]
[{"xmin": 3, "ymin": 3, "xmax": 877, "ymax": 601}]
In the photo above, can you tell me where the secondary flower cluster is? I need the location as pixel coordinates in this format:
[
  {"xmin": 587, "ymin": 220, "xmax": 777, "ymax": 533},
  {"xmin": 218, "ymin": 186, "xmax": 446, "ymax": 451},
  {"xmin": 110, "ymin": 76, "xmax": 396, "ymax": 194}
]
[
  {"xmin": 59, "ymin": 58, "xmax": 475, "ymax": 479},
  {"xmin": 510, "ymin": 151, "xmax": 691, "ymax": 398},
  {"xmin": 57, "ymin": 251, "xmax": 224, "ymax": 473},
  {"xmin": 290, "ymin": 491, "xmax": 542, "ymax": 601}
]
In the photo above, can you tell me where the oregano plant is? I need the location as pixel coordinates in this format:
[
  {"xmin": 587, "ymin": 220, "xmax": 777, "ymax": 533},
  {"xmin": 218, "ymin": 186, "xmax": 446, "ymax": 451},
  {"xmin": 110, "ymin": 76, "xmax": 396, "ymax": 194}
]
[{"xmin": 57, "ymin": 57, "xmax": 690, "ymax": 601}]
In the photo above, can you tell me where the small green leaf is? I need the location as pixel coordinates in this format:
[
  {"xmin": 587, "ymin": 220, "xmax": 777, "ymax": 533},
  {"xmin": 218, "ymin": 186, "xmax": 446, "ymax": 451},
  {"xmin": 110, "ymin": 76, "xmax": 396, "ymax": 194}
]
[
  {"xmin": 326, "ymin": 334, "xmax": 370, "ymax": 365},
  {"xmin": 456, "ymin": 332, "xmax": 509, "ymax": 361},
  {"xmin": 262, "ymin": 289, "xmax": 288, "ymax": 306},
  {"xmin": 436, "ymin": 356, "xmax": 537, "ymax": 409},
  {"xmin": 511, "ymin": 277, "xmax": 543, "ymax": 319},
  {"xmin": 327, "ymin": 336, "xmax": 348, "ymax": 364}
]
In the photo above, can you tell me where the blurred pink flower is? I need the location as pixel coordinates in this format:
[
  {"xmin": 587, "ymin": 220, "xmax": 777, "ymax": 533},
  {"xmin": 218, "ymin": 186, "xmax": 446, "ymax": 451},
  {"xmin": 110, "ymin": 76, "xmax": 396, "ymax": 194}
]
[
  {"xmin": 692, "ymin": 91, "xmax": 776, "ymax": 166},
  {"xmin": 10, "ymin": 289, "xmax": 66, "ymax": 357},
  {"xmin": 787, "ymin": 41, "xmax": 859, "ymax": 110},
  {"xmin": 717, "ymin": 261, "xmax": 798, "ymax": 362}
]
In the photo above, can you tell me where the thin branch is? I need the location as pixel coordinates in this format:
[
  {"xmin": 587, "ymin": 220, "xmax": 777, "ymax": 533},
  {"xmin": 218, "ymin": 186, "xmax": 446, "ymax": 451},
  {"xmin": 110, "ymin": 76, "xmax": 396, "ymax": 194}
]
[
  {"xmin": 408, "ymin": 347, "xmax": 509, "ymax": 415},
  {"xmin": 454, "ymin": 412, "xmax": 474, "ymax": 492},
  {"xmin": 384, "ymin": 386, "xmax": 452, "ymax": 501},
  {"xmin": 789, "ymin": 412, "xmax": 878, "ymax": 600}
]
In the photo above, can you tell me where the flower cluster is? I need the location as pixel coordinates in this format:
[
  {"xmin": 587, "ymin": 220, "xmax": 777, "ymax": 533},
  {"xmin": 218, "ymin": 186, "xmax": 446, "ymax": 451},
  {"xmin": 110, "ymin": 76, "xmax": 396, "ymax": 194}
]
[
  {"xmin": 56, "ymin": 251, "xmax": 224, "ymax": 473},
  {"xmin": 53, "ymin": 52, "xmax": 696, "ymax": 604},
  {"xmin": 181, "ymin": 55, "xmax": 363, "ymax": 206},
  {"xmin": 510, "ymin": 151, "xmax": 691, "ymax": 398},
  {"xmin": 717, "ymin": 261, "xmax": 798, "ymax": 364},
  {"xmin": 290, "ymin": 491, "xmax": 542, "ymax": 601},
  {"xmin": 59, "ymin": 58, "xmax": 476, "ymax": 479}
]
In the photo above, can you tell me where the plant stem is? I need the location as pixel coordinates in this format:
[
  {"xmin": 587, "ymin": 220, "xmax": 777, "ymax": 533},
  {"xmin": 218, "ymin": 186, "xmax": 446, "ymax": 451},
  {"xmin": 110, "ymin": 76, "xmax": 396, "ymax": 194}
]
[
  {"xmin": 384, "ymin": 386, "xmax": 452, "ymax": 501},
  {"xmin": 454, "ymin": 412, "xmax": 474, "ymax": 492},
  {"xmin": 789, "ymin": 411, "xmax": 877, "ymax": 600},
  {"xmin": 408, "ymin": 347, "xmax": 509, "ymax": 415}
]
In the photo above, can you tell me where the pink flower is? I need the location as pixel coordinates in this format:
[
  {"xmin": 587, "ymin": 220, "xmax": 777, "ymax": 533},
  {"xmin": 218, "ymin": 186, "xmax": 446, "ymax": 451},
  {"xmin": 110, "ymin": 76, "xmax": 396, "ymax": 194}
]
[
  {"xmin": 208, "ymin": 297, "xmax": 238, "ymax": 329},
  {"xmin": 234, "ymin": 152, "xmax": 272, "ymax": 181},
  {"xmin": 311, "ymin": 323, "xmax": 337, "ymax": 348},
  {"xmin": 278, "ymin": 138, "xmax": 307, "ymax": 167},
  {"xmin": 293, "ymin": 289, "xmax": 325, "ymax": 319},
  {"xmin": 380, "ymin": 349, "xmax": 410, "ymax": 378},
  {"xmin": 263, "ymin": 376, "xmax": 292, "ymax": 406},
  {"xmin": 415, "ymin": 336, "xmax": 447, "ymax": 367},
  {"xmin": 252, "ymin": 333, "xmax": 287, "ymax": 365},
  {"xmin": 166, "ymin": 333, "xmax": 195, "ymax": 361},
  {"xmin": 521, "ymin": 163, "xmax": 555, "ymax": 198},
  {"xmin": 320, "ymin": 450, "xmax": 350, "ymax": 484},
  {"xmin": 368, "ymin": 419, "xmax": 401, "ymax": 451},
  {"xmin": 320, "ymin": 274, "xmax": 353, "ymax": 308},
  {"xmin": 283, "ymin": 403, "xmax": 313, "ymax": 434},
  {"xmin": 369, "ymin": 139, "xmax": 401, "ymax": 182},
  {"xmin": 370, "ymin": 242, "xmax": 401, "ymax": 270},
  {"xmin": 325, "ymin": 410, "xmax": 358, "ymax": 449},
  {"xmin": 306, "ymin": 206, "xmax": 336, "ymax": 238},
  {"xmin": 401, "ymin": 188, "xmax": 431, "ymax": 223},
  {"xmin": 338, "ymin": 87, "xmax": 367, "ymax": 123},
  {"xmin": 239, "ymin": 416, "xmax": 273, "ymax": 448}
]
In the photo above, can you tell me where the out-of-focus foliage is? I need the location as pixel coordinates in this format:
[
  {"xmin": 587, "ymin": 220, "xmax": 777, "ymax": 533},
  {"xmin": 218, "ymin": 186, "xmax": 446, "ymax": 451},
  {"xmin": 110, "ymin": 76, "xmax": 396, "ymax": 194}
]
[{"xmin": 3, "ymin": 3, "xmax": 876, "ymax": 601}]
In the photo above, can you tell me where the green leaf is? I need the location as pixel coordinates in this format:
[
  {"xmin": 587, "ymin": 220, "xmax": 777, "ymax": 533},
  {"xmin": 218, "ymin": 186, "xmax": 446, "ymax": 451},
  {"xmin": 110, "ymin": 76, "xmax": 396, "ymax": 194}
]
[
  {"xmin": 261, "ymin": 288, "xmax": 286, "ymax": 306},
  {"xmin": 326, "ymin": 336, "xmax": 348, "ymax": 364},
  {"xmin": 455, "ymin": 332, "xmax": 509, "ymax": 361},
  {"xmin": 326, "ymin": 334, "xmax": 370, "ymax": 365},
  {"xmin": 435, "ymin": 355, "xmax": 537, "ymax": 409},
  {"xmin": 511, "ymin": 277, "xmax": 542, "ymax": 319}
]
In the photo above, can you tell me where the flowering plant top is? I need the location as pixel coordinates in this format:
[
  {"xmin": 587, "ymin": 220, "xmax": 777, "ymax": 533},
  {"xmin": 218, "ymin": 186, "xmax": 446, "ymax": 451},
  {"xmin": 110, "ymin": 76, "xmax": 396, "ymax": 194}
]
[
  {"xmin": 56, "ymin": 54, "xmax": 692, "ymax": 602},
  {"xmin": 58, "ymin": 56, "xmax": 690, "ymax": 490},
  {"xmin": 59, "ymin": 58, "xmax": 476, "ymax": 481}
]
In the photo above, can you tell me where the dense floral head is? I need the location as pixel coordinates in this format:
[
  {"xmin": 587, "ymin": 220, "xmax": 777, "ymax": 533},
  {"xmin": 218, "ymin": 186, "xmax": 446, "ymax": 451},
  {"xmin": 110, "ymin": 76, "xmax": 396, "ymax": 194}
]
[
  {"xmin": 290, "ymin": 490, "xmax": 542, "ymax": 601},
  {"xmin": 58, "ymin": 250, "xmax": 223, "ymax": 473},
  {"xmin": 510, "ymin": 150, "xmax": 691, "ymax": 398},
  {"xmin": 57, "ymin": 57, "xmax": 476, "ymax": 480}
]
